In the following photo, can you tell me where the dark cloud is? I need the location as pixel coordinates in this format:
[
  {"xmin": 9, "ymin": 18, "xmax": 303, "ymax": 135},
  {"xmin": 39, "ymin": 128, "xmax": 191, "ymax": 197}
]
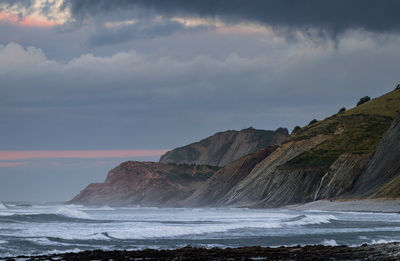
[
  {"xmin": 64, "ymin": 0, "xmax": 400, "ymax": 35},
  {"xmin": 1, "ymin": 37, "xmax": 400, "ymax": 152},
  {"xmin": 88, "ymin": 19, "xmax": 208, "ymax": 47}
]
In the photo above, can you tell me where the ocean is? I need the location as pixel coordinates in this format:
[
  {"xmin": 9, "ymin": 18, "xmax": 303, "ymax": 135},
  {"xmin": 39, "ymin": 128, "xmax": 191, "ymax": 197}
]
[{"xmin": 0, "ymin": 203, "xmax": 400, "ymax": 258}]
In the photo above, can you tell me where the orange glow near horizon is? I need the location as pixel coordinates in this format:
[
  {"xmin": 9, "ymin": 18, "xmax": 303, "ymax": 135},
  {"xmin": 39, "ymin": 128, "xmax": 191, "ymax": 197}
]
[
  {"xmin": 0, "ymin": 150, "xmax": 168, "ymax": 161},
  {"xmin": 0, "ymin": 161, "xmax": 28, "ymax": 167},
  {"xmin": 0, "ymin": 11, "xmax": 59, "ymax": 28}
]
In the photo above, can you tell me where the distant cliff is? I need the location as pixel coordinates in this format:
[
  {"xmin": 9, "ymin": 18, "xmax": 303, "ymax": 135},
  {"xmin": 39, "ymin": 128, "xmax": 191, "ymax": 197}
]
[
  {"xmin": 159, "ymin": 127, "xmax": 288, "ymax": 166},
  {"xmin": 68, "ymin": 162, "xmax": 219, "ymax": 206}
]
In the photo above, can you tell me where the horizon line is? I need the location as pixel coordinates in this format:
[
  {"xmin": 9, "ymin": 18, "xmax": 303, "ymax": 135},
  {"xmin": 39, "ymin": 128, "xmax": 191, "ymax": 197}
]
[{"xmin": 0, "ymin": 150, "xmax": 169, "ymax": 161}]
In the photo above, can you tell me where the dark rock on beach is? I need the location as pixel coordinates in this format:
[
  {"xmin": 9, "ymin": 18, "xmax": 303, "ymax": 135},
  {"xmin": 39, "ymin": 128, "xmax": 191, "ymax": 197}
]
[{"xmin": 5, "ymin": 243, "xmax": 400, "ymax": 261}]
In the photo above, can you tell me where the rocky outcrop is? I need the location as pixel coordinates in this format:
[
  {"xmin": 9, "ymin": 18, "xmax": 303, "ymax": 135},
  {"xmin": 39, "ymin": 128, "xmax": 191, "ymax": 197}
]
[
  {"xmin": 183, "ymin": 146, "xmax": 278, "ymax": 207},
  {"xmin": 159, "ymin": 127, "xmax": 288, "ymax": 166},
  {"xmin": 68, "ymin": 161, "xmax": 219, "ymax": 206},
  {"xmin": 218, "ymin": 134, "xmax": 330, "ymax": 207},
  {"xmin": 351, "ymin": 113, "xmax": 400, "ymax": 198},
  {"xmin": 245, "ymin": 153, "xmax": 370, "ymax": 208},
  {"xmin": 314, "ymin": 153, "xmax": 370, "ymax": 200}
]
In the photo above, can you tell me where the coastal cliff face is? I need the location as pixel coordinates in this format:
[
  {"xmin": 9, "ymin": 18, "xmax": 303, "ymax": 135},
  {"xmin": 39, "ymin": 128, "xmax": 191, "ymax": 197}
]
[
  {"xmin": 68, "ymin": 162, "xmax": 219, "ymax": 206},
  {"xmin": 351, "ymin": 113, "xmax": 400, "ymax": 198},
  {"xmin": 183, "ymin": 146, "xmax": 278, "ymax": 207},
  {"xmin": 218, "ymin": 89, "xmax": 400, "ymax": 207},
  {"xmin": 159, "ymin": 127, "xmax": 288, "ymax": 166},
  {"xmin": 218, "ymin": 134, "xmax": 329, "ymax": 207},
  {"xmin": 70, "ymin": 89, "xmax": 400, "ymax": 207}
]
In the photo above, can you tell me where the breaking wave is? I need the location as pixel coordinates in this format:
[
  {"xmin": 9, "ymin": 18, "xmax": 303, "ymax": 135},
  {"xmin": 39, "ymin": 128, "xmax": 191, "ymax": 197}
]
[
  {"xmin": 0, "ymin": 207, "xmax": 93, "ymax": 224},
  {"xmin": 55, "ymin": 207, "xmax": 90, "ymax": 219}
]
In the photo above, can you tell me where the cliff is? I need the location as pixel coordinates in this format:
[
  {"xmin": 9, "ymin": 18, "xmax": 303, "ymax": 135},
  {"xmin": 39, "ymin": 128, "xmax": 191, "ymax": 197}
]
[
  {"xmin": 70, "ymin": 88, "xmax": 400, "ymax": 208},
  {"xmin": 351, "ymin": 112, "xmax": 400, "ymax": 198},
  {"xmin": 183, "ymin": 146, "xmax": 278, "ymax": 207},
  {"xmin": 218, "ymin": 88, "xmax": 400, "ymax": 207},
  {"xmin": 68, "ymin": 162, "xmax": 219, "ymax": 206},
  {"xmin": 159, "ymin": 127, "xmax": 288, "ymax": 166}
]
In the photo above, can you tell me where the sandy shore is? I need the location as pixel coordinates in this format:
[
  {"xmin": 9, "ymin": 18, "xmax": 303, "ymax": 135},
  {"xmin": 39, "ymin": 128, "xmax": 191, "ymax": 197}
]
[
  {"xmin": 4, "ymin": 243, "xmax": 400, "ymax": 261},
  {"xmin": 284, "ymin": 199, "xmax": 400, "ymax": 213}
]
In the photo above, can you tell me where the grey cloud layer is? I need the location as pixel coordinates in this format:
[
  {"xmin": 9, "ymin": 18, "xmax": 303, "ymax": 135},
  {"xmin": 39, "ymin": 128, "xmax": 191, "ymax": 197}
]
[
  {"xmin": 1, "ymin": 34, "xmax": 400, "ymax": 150},
  {"xmin": 64, "ymin": 0, "xmax": 400, "ymax": 35}
]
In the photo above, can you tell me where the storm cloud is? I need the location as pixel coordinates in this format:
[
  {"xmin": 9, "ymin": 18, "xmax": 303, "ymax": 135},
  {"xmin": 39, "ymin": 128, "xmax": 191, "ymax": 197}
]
[{"xmin": 64, "ymin": 0, "xmax": 400, "ymax": 36}]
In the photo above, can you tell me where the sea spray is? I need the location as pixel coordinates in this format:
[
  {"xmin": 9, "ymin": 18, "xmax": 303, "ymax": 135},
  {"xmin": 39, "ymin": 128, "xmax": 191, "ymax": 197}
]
[{"xmin": 55, "ymin": 207, "xmax": 90, "ymax": 219}]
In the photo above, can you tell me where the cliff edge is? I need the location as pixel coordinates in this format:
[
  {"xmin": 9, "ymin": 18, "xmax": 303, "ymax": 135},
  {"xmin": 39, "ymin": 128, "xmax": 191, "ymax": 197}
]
[{"xmin": 159, "ymin": 127, "xmax": 288, "ymax": 166}]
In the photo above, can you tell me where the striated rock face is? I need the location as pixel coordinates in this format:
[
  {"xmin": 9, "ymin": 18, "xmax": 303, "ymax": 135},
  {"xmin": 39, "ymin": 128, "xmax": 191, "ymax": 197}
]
[
  {"xmin": 315, "ymin": 153, "xmax": 370, "ymax": 200},
  {"xmin": 218, "ymin": 134, "xmax": 330, "ymax": 207},
  {"xmin": 159, "ymin": 127, "xmax": 288, "ymax": 166},
  {"xmin": 351, "ymin": 113, "xmax": 400, "ymax": 198},
  {"xmin": 68, "ymin": 161, "xmax": 219, "ymax": 206},
  {"xmin": 219, "ymin": 90, "xmax": 400, "ymax": 207},
  {"xmin": 183, "ymin": 146, "xmax": 278, "ymax": 207},
  {"xmin": 248, "ymin": 153, "xmax": 370, "ymax": 208}
]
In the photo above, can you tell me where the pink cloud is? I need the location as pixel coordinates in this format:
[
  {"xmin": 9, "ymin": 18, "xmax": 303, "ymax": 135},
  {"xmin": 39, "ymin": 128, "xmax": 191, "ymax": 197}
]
[
  {"xmin": 0, "ymin": 150, "xmax": 168, "ymax": 161},
  {"xmin": 0, "ymin": 161, "xmax": 28, "ymax": 167},
  {"xmin": 0, "ymin": 12, "xmax": 58, "ymax": 28}
]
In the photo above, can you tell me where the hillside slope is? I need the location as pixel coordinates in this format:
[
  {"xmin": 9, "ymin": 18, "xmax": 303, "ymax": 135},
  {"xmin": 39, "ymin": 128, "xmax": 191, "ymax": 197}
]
[
  {"xmin": 68, "ymin": 162, "xmax": 219, "ymax": 206},
  {"xmin": 221, "ymin": 88, "xmax": 400, "ymax": 207},
  {"xmin": 159, "ymin": 127, "xmax": 288, "ymax": 166}
]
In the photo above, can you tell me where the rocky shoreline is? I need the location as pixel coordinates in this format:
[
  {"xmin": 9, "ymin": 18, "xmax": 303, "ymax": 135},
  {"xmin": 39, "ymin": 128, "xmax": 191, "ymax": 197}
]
[{"xmin": 4, "ymin": 242, "xmax": 400, "ymax": 261}]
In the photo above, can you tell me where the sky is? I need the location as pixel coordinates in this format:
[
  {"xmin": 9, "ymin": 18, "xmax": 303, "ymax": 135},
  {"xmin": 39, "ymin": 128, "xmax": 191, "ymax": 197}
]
[{"xmin": 1, "ymin": 0, "xmax": 400, "ymax": 201}]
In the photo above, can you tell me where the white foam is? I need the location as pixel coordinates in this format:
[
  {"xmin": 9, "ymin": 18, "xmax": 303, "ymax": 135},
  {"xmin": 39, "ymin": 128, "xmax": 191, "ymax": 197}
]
[
  {"xmin": 96, "ymin": 205, "xmax": 115, "ymax": 211},
  {"xmin": 44, "ymin": 248, "xmax": 83, "ymax": 255},
  {"xmin": 0, "ymin": 203, "xmax": 7, "ymax": 209},
  {"xmin": 55, "ymin": 207, "xmax": 90, "ymax": 219},
  {"xmin": 370, "ymin": 239, "xmax": 399, "ymax": 245},
  {"xmin": 106, "ymin": 221, "xmax": 283, "ymax": 239},
  {"xmin": 27, "ymin": 237, "xmax": 70, "ymax": 247},
  {"xmin": 322, "ymin": 239, "xmax": 338, "ymax": 246},
  {"xmin": 285, "ymin": 214, "xmax": 337, "ymax": 226}
]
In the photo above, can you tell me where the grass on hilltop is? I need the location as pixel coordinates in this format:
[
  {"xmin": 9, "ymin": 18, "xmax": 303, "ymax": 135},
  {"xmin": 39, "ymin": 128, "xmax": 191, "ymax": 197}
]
[{"xmin": 283, "ymin": 88, "xmax": 400, "ymax": 168}]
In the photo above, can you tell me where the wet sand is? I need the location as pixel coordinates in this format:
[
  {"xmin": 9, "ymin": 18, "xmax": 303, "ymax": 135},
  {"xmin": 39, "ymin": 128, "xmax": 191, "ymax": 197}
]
[{"xmin": 4, "ymin": 242, "xmax": 400, "ymax": 260}]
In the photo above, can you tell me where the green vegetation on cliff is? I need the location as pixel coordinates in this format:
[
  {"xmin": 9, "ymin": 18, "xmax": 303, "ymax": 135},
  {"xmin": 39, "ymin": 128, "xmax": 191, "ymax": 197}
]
[{"xmin": 285, "ymin": 89, "xmax": 400, "ymax": 168}]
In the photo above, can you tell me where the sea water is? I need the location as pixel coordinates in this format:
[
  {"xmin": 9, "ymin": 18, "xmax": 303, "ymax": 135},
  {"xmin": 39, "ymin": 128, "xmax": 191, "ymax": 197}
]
[{"xmin": 0, "ymin": 203, "xmax": 400, "ymax": 257}]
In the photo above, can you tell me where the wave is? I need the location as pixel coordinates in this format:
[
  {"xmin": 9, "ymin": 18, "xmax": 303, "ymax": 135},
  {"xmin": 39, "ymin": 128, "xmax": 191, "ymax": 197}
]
[
  {"xmin": 0, "ymin": 203, "xmax": 7, "ymax": 210},
  {"xmin": 370, "ymin": 239, "xmax": 399, "ymax": 245},
  {"xmin": 98, "ymin": 214, "xmax": 338, "ymax": 240},
  {"xmin": 322, "ymin": 239, "xmax": 338, "ymax": 246},
  {"xmin": 55, "ymin": 207, "xmax": 90, "ymax": 219},
  {"xmin": 0, "ymin": 213, "xmax": 93, "ymax": 224},
  {"xmin": 283, "ymin": 214, "xmax": 337, "ymax": 226}
]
